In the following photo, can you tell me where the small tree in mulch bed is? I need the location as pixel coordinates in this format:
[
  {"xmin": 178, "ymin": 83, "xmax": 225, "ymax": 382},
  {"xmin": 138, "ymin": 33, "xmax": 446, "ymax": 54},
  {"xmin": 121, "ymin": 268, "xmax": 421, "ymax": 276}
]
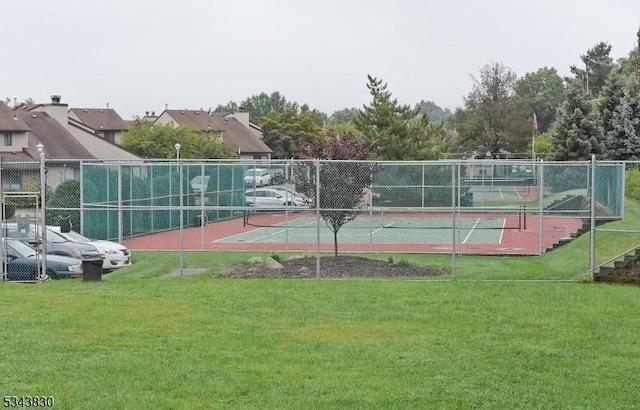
[{"xmin": 294, "ymin": 131, "xmax": 379, "ymax": 257}]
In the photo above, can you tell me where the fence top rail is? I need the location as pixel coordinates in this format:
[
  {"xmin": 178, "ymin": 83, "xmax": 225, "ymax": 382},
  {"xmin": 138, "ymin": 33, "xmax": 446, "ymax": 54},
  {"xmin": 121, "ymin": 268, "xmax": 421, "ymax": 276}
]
[{"xmin": 0, "ymin": 158, "xmax": 630, "ymax": 166}]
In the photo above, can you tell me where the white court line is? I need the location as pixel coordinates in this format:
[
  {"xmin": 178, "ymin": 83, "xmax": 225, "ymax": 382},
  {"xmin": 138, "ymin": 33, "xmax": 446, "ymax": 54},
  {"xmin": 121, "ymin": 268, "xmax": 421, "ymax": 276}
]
[
  {"xmin": 515, "ymin": 188, "xmax": 523, "ymax": 200},
  {"xmin": 499, "ymin": 187, "xmax": 504, "ymax": 199},
  {"xmin": 212, "ymin": 216, "xmax": 314, "ymax": 243},
  {"xmin": 498, "ymin": 218, "xmax": 506, "ymax": 243},
  {"xmin": 462, "ymin": 218, "xmax": 482, "ymax": 244}
]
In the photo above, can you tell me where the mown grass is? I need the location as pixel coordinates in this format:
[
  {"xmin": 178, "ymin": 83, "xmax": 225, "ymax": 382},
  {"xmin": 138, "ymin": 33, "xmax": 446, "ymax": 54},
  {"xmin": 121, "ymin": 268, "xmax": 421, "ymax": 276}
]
[{"xmin": 2, "ymin": 201, "xmax": 640, "ymax": 409}]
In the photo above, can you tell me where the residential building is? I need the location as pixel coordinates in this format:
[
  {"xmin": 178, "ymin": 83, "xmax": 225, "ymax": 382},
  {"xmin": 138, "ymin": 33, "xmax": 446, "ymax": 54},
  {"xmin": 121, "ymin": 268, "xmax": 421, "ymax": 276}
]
[
  {"xmin": 21, "ymin": 96, "xmax": 140, "ymax": 161},
  {"xmin": 155, "ymin": 109, "xmax": 272, "ymax": 160},
  {"xmin": 0, "ymin": 101, "xmax": 95, "ymax": 193}
]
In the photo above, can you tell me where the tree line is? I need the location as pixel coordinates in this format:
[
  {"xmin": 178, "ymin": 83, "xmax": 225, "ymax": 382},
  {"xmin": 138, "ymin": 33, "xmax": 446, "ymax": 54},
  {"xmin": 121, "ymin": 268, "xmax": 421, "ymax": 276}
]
[{"xmin": 120, "ymin": 28, "xmax": 639, "ymax": 162}]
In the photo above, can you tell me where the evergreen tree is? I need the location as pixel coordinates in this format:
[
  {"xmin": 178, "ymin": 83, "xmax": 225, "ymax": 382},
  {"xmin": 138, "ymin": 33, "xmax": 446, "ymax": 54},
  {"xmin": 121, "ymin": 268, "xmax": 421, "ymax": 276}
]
[
  {"xmin": 606, "ymin": 77, "xmax": 640, "ymax": 160},
  {"xmin": 552, "ymin": 81, "xmax": 605, "ymax": 160},
  {"xmin": 354, "ymin": 75, "xmax": 442, "ymax": 160},
  {"xmin": 598, "ymin": 69, "xmax": 627, "ymax": 140},
  {"xmin": 569, "ymin": 42, "xmax": 614, "ymax": 97}
]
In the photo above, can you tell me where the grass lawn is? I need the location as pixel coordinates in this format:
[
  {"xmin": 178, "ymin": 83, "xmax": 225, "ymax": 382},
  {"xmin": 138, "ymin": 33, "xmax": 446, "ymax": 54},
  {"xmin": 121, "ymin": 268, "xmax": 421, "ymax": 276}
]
[{"xmin": 2, "ymin": 201, "xmax": 640, "ymax": 409}]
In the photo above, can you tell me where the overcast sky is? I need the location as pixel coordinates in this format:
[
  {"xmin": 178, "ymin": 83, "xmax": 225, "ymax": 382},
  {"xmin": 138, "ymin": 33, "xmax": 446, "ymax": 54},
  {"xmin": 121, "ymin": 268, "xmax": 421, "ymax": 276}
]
[{"xmin": 3, "ymin": 0, "xmax": 639, "ymax": 119}]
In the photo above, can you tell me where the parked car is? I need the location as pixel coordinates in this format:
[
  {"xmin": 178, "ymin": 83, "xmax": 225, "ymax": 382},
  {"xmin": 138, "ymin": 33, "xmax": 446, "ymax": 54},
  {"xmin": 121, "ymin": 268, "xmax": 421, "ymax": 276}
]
[
  {"xmin": 3, "ymin": 222, "xmax": 104, "ymax": 260},
  {"xmin": 245, "ymin": 188, "xmax": 307, "ymax": 209},
  {"xmin": 49, "ymin": 227, "xmax": 132, "ymax": 272},
  {"xmin": 244, "ymin": 168, "xmax": 271, "ymax": 187},
  {"xmin": 2, "ymin": 238, "xmax": 82, "ymax": 281},
  {"xmin": 270, "ymin": 186, "xmax": 309, "ymax": 204}
]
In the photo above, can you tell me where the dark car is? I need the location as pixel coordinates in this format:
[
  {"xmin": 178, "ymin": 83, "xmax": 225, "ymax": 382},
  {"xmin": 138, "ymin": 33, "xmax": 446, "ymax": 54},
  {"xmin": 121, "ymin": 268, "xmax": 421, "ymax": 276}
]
[
  {"xmin": 3, "ymin": 222, "xmax": 104, "ymax": 260},
  {"xmin": 2, "ymin": 238, "xmax": 82, "ymax": 281}
]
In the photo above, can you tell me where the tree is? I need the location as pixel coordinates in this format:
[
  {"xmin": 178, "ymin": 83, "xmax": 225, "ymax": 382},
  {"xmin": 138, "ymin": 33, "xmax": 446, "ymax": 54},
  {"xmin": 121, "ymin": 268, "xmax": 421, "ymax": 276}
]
[
  {"xmin": 606, "ymin": 77, "xmax": 640, "ymax": 160},
  {"xmin": 260, "ymin": 109, "xmax": 322, "ymax": 158},
  {"xmin": 328, "ymin": 107, "xmax": 360, "ymax": 124},
  {"xmin": 354, "ymin": 75, "xmax": 443, "ymax": 160},
  {"xmin": 121, "ymin": 120, "xmax": 234, "ymax": 159},
  {"xmin": 415, "ymin": 100, "xmax": 452, "ymax": 123},
  {"xmin": 293, "ymin": 132, "xmax": 378, "ymax": 256},
  {"xmin": 238, "ymin": 92, "xmax": 299, "ymax": 126},
  {"xmin": 458, "ymin": 62, "xmax": 532, "ymax": 154},
  {"xmin": 517, "ymin": 67, "xmax": 565, "ymax": 133},
  {"xmin": 530, "ymin": 132, "xmax": 554, "ymax": 158},
  {"xmin": 46, "ymin": 180, "xmax": 81, "ymax": 231},
  {"xmin": 214, "ymin": 101, "xmax": 239, "ymax": 113},
  {"xmin": 569, "ymin": 42, "xmax": 614, "ymax": 97},
  {"xmin": 598, "ymin": 69, "xmax": 627, "ymax": 141},
  {"xmin": 551, "ymin": 80, "xmax": 605, "ymax": 160}
]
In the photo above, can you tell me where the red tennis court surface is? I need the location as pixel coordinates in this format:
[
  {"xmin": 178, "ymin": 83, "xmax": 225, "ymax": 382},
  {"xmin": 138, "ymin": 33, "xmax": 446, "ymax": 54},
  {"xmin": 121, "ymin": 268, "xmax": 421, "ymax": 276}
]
[{"xmin": 122, "ymin": 212, "xmax": 585, "ymax": 255}]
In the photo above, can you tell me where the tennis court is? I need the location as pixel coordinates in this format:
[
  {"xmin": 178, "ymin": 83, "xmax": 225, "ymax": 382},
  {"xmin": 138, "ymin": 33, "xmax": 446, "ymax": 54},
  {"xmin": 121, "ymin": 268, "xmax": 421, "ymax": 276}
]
[
  {"xmin": 123, "ymin": 210, "xmax": 584, "ymax": 255},
  {"xmin": 220, "ymin": 213, "xmax": 505, "ymax": 245},
  {"xmin": 467, "ymin": 185, "xmax": 541, "ymax": 202}
]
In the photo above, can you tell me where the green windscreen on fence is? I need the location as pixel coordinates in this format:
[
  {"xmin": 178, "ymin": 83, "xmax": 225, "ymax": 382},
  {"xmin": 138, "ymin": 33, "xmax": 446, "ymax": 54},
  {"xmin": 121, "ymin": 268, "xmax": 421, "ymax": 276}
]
[
  {"xmin": 81, "ymin": 162, "xmax": 245, "ymax": 240},
  {"xmin": 594, "ymin": 163, "xmax": 624, "ymax": 218}
]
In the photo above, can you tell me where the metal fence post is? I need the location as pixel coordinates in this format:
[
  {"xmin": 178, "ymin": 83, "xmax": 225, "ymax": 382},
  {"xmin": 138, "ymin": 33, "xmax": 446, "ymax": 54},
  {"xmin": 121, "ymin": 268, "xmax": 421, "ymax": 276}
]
[
  {"xmin": 538, "ymin": 159, "xmax": 544, "ymax": 255},
  {"xmin": 315, "ymin": 160, "xmax": 321, "ymax": 279},
  {"xmin": 118, "ymin": 162, "xmax": 123, "ymax": 243},
  {"xmin": 452, "ymin": 162, "xmax": 458, "ymax": 278},
  {"xmin": 589, "ymin": 155, "xmax": 596, "ymax": 281}
]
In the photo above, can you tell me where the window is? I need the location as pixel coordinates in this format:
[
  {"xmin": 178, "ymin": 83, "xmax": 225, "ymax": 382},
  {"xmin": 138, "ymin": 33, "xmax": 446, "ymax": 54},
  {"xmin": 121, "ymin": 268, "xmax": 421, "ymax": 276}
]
[
  {"xmin": 4, "ymin": 132, "xmax": 12, "ymax": 146},
  {"xmin": 103, "ymin": 131, "xmax": 115, "ymax": 143}
]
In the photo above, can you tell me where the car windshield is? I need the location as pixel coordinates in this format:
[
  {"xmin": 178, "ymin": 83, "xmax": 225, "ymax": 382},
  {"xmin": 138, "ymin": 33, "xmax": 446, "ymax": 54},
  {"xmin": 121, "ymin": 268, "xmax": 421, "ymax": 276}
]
[
  {"xmin": 57, "ymin": 230, "xmax": 91, "ymax": 242},
  {"xmin": 245, "ymin": 170, "xmax": 262, "ymax": 176},
  {"xmin": 6, "ymin": 239, "xmax": 38, "ymax": 258},
  {"xmin": 41, "ymin": 229, "xmax": 68, "ymax": 243}
]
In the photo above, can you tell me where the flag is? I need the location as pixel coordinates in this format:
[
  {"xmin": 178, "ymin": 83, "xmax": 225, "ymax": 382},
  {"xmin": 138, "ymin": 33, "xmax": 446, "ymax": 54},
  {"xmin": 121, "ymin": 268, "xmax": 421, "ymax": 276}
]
[{"xmin": 533, "ymin": 112, "xmax": 539, "ymax": 134}]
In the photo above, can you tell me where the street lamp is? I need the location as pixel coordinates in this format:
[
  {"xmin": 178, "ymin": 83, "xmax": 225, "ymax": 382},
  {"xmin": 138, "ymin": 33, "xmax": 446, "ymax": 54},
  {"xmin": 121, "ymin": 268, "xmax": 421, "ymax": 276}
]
[
  {"xmin": 174, "ymin": 143, "xmax": 181, "ymax": 160},
  {"xmin": 36, "ymin": 143, "xmax": 47, "ymax": 280}
]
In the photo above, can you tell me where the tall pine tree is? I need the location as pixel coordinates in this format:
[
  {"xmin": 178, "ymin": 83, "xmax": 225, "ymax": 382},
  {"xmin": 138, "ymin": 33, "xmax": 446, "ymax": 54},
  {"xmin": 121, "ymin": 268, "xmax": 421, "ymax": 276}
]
[
  {"xmin": 552, "ymin": 80, "xmax": 605, "ymax": 160},
  {"xmin": 354, "ymin": 75, "xmax": 441, "ymax": 160},
  {"xmin": 606, "ymin": 77, "xmax": 640, "ymax": 160}
]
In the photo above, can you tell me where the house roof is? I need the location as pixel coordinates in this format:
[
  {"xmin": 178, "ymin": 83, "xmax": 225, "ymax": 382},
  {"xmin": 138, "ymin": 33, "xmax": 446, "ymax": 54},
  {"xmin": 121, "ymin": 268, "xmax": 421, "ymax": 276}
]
[
  {"xmin": 17, "ymin": 111, "xmax": 95, "ymax": 159},
  {"xmin": 163, "ymin": 110, "xmax": 272, "ymax": 155},
  {"xmin": 69, "ymin": 108, "xmax": 130, "ymax": 131},
  {"xmin": 0, "ymin": 101, "xmax": 31, "ymax": 132}
]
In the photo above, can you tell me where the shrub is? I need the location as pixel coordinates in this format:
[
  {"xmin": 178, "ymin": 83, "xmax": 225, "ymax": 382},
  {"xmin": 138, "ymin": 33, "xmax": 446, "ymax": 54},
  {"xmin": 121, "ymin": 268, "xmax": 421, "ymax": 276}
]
[
  {"xmin": 397, "ymin": 259, "xmax": 410, "ymax": 267},
  {"xmin": 46, "ymin": 180, "xmax": 81, "ymax": 230},
  {"xmin": 626, "ymin": 168, "xmax": 640, "ymax": 201}
]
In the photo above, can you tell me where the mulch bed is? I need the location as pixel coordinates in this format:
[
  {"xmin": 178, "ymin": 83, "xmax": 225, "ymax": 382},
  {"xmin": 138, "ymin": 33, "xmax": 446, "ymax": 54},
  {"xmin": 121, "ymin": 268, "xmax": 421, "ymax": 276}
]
[{"xmin": 226, "ymin": 255, "xmax": 449, "ymax": 279}]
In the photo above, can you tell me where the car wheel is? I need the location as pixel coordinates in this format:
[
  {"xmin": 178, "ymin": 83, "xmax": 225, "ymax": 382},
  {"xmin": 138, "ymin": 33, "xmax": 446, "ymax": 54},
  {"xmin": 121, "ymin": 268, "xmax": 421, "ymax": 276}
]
[{"xmin": 46, "ymin": 269, "xmax": 58, "ymax": 280}]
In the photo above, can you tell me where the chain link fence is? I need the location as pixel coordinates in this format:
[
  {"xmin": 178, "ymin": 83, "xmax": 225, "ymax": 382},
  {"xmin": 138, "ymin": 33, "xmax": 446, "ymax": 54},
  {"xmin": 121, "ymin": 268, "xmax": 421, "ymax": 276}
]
[{"xmin": 0, "ymin": 157, "xmax": 628, "ymax": 281}]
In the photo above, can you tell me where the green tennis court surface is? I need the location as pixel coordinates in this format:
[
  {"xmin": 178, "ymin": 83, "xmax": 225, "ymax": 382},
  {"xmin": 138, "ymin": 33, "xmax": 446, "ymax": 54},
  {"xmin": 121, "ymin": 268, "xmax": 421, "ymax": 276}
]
[
  {"xmin": 218, "ymin": 215, "xmax": 505, "ymax": 244},
  {"xmin": 468, "ymin": 186, "xmax": 523, "ymax": 201}
]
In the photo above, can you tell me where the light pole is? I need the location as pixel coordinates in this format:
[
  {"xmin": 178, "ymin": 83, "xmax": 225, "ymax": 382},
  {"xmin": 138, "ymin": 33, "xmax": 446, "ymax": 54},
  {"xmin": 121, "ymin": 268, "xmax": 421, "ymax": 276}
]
[
  {"xmin": 174, "ymin": 143, "xmax": 183, "ymax": 276},
  {"xmin": 36, "ymin": 143, "xmax": 47, "ymax": 280}
]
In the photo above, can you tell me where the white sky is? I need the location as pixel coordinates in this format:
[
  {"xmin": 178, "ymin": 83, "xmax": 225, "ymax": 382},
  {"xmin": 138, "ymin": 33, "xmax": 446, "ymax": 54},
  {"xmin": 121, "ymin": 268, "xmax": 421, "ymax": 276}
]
[{"xmin": 3, "ymin": 0, "xmax": 639, "ymax": 119}]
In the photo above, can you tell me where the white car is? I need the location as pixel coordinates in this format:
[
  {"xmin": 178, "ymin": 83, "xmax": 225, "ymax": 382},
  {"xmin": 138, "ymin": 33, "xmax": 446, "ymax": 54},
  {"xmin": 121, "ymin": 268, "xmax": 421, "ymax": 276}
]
[
  {"xmin": 49, "ymin": 227, "xmax": 132, "ymax": 272},
  {"xmin": 245, "ymin": 188, "xmax": 307, "ymax": 209},
  {"xmin": 244, "ymin": 168, "xmax": 271, "ymax": 187},
  {"xmin": 270, "ymin": 186, "xmax": 310, "ymax": 205}
]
